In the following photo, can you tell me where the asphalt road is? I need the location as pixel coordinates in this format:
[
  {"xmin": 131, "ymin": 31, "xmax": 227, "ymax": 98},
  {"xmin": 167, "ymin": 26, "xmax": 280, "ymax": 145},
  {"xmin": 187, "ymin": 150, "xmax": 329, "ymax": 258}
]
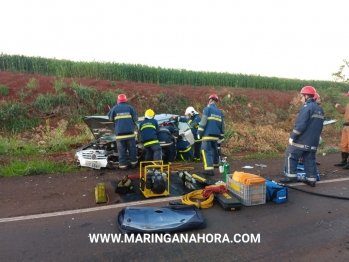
[{"xmin": 1, "ymin": 178, "xmax": 348, "ymax": 262}]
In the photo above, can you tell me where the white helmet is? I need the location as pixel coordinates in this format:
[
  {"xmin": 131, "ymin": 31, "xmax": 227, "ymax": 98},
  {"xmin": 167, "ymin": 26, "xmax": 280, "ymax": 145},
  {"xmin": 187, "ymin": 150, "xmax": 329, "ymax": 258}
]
[{"xmin": 185, "ymin": 106, "xmax": 198, "ymax": 116}]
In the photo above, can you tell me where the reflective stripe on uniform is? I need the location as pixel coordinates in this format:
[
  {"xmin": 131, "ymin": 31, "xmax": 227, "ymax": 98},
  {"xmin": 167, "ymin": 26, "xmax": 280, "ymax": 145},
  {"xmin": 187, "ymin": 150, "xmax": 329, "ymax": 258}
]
[
  {"xmin": 144, "ymin": 140, "xmax": 159, "ymax": 147},
  {"xmin": 116, "ymin": 134, "xmax": 136, "ymax": 140},
  {"xmin": 140, "ymin": 124, "xmax": 156, "ymax": 130},
  {"xmin": 114, "ymin": 115, "xmax": 132, "ymax": 120},
  {"xmin": 179, "ymin": 147, "xmax": 191, "ymax": 153},
  {"xmin": 292, "ymin": 142, "xmax": 317, "ymax": 150},
  {"xmin": 201, "ymin": 136, "xmax": 219, "ymax": 141},
  {"xmin": 207, "ymin": 116, "xmax": 222, "ymax": 122}
]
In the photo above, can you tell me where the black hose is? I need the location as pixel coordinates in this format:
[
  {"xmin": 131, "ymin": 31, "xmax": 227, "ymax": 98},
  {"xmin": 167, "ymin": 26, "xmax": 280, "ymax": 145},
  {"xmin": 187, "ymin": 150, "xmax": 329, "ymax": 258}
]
[{"xmin": 285, "ymin": 184, "xmax": 349, "ymax": 200}]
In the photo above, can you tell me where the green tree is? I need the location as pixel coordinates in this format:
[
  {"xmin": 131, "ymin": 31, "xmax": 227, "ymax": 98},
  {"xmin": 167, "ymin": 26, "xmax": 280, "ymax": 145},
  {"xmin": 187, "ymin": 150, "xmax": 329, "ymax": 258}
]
[{"xmin": 332, "ymin": 59, "xmax": 349, "ymax": 82}]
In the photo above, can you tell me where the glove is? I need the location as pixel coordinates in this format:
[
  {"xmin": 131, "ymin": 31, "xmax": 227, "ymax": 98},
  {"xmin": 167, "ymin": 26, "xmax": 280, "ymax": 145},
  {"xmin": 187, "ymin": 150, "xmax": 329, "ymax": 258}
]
[
  {"xmin": 197, "ymin": 134, "xmax": 201, "ymax": 140},
  {"xmin": 217, "ymin": 138, "xmax": 224, "ymax": 144},
  {"xmin": 289, "ymin": 138, "xmax": 293, "ymax": 145}
]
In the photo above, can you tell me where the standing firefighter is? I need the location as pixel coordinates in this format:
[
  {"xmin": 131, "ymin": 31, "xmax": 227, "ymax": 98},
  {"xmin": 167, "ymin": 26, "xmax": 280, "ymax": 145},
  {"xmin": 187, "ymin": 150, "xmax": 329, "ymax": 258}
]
[
  {"xmin": 171, "ymin": 106, "xmax": 202, "ymax": 161},
  {"xmin": 107, "ymin": 94, "xmax": 138, "ymax": 170},
  {"xmin": 334, "ymin": 91, "xmax": 349, "ymax": 169},
  {"xmin": 197, "ymin": 94, "xmax": 225, "ymax": 176},
  {"xmin": 139, "ymin": 109, "xmax": 162, "ymax": 162},
  {"xmin": 280, "ymin": 86, "xmax": 324, "ymax": 187}
]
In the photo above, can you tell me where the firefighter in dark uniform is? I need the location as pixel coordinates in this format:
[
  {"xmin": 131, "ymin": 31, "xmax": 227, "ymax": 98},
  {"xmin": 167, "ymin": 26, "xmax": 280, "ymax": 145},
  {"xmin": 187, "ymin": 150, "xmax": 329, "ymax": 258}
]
[
  {"xmin": 172, "ymin": 107, "xmax": 202, "ymax": 161},
  {"xmin": 280, "ymin": 86, "xmax": 324, "ymax": 187},
  {"xmin": 197, "ymin": 94, "xmax": 225, "ymax": 176},
  {"xmin": 176, "ymin": 135, "xmax": 193, "ymax": 162},
  {"xmin": 157, "ymin": 122, "xmax": 178, "ymax": 164},
  {"xmin": 139, "ymin": 109, "xmax": 162, "ymax": 162},
  {"xmin": 107, "ymin": 94, "xmax": 138, "ymax": 170}
]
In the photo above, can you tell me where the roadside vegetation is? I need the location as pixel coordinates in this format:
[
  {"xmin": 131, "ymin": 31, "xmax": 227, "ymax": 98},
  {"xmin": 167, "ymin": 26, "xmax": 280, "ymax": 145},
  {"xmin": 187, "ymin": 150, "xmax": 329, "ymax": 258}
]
[{"xmin": 0, "ymin": 54, "xmax": 347, "ymax": 176}]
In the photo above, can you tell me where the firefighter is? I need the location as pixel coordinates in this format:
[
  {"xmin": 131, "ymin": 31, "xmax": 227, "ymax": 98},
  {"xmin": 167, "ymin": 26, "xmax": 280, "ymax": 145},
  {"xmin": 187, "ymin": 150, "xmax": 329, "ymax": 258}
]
[
  {"xmin": 334, "ymin": 91, "xmax": 349, "ymax": 169},
  {"xmin": 171, "ymin": 107, "xmax": 202, "ymax": 161},
  {"xmin": 314, "ymin": 93, "xmax": 321, "ymax": 105},
  {"xmin": 157, "ymin": 121, "xmax": 178, "ymax": 164},
  {"xmin": 176, "ymin": 135, "xmax": 193, "ymax": 162},
  {"xmin": 299, "ymin": 92, "xmax": 322, "ymax": 166},
  {"xmin": 280, "ymin": 86, "xmax": 324, "ymax": 187},
  {"xmin": 107, "ymin": 94, "xmax": 138, "ymax": 170},
  {"xmin": 197, "ymin": 94, "xmax": 225, "ymax": 176},
  {"xmin": 139, "ymin": 109, "xmax": 162, "ymax": 162}
]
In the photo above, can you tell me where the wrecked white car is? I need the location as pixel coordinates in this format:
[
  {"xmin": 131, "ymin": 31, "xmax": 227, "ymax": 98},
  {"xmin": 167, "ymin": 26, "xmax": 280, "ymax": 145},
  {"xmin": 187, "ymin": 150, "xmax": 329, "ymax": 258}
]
[{"xmin": 75, "ymin": 114, "xmax": 194, "ymax": 169}]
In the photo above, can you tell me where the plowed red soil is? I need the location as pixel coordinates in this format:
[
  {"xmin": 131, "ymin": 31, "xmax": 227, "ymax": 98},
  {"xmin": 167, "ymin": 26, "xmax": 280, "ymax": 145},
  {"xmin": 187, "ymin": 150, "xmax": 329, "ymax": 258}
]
[{"xmin": 0, "ymin": 71, "xmax": 347, "ymax": 218}]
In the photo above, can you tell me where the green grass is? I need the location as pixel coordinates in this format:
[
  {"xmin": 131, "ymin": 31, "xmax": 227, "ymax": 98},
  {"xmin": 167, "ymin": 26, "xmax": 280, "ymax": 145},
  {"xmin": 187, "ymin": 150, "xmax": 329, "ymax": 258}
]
[
  {"xmin": 26, "ymin": 77, "xmax": 39, "ymax": 89},
  {"xmin": 0, "ymin": 84, "xmax": 10, "ymax": 96},
  {"xmin": 242, "ymin": 152, "xmax": 282, "ymax": 160},
  {"xmin": 0, "ymin": 160, "xmax": 80, "ymax": 177}
]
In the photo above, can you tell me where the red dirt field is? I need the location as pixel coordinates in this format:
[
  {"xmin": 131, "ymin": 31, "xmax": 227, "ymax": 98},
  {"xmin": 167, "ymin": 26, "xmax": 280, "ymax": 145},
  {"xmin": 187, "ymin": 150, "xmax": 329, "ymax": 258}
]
[{"xmin": 0, "ymin": 71, "xmax": 347, "ymax": 218}]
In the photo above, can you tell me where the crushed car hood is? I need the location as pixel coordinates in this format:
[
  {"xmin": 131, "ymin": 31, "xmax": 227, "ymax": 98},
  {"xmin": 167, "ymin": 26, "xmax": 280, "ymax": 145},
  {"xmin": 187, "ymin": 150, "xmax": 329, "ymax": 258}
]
[{"xmin": 83, "ymin": 116, "xmax": 115, "ymax": 140}]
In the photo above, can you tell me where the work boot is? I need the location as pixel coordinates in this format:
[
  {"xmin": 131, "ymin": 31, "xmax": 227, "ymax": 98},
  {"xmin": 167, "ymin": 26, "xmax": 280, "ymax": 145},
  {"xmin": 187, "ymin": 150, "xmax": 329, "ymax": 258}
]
[
  {"xmin": 334, "ymin": 152, "xmax": 349, "ymax": 166},
  {"xmin": 279, "ymin": 176, "xmax": 297, "ymax": 184},
  {"xmin": 343, "ymin": 162, "xmax": 349, "ymax": 170},
  {"xmin": 203, "ymin": 171, "xmax": 214, "ymax": 176},
  {"xmin": 119, "ymin": 165, "xmax": 128, "ymax": 171},
  {"xmin": 304, "ymin": 180, "xmax": 316, "ymax": 187}
]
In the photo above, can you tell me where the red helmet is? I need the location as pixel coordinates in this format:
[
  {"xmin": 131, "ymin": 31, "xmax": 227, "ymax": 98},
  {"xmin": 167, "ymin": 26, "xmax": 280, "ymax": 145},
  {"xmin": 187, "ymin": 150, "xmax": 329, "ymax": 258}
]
[
  {"xmin": 314, "ymin": 93, "xmax": 320, "ymax": 99},
  {"xmin": 300, "ymin": 86, "xmax": 316, "ymax": 95},
  {"xmin": 208, "ymin": 94, "xmax": 219, "ymax": 101},
  {"xmin": 117, "ymin": 94, "xmax": 127, "ymax": 103}
]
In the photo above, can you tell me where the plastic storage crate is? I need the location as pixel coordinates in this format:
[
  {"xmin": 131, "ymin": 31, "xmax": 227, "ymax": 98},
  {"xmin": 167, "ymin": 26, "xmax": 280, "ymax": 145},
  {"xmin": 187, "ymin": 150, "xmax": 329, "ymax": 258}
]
[{"xmin": 227, "ymin": 175, "xmax": 266, "ymax": 206}]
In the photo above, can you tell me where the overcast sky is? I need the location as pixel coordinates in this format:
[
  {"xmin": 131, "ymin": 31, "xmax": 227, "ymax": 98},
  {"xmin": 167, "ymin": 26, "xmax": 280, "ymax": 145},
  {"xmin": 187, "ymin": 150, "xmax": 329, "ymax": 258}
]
[{"xmin": 2, "ymin": 0, "xmax": 348, "ymax": 81}]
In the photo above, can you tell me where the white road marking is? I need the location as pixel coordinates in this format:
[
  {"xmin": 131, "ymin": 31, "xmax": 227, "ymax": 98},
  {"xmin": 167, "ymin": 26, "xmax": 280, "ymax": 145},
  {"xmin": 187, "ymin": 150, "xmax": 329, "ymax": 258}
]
[
  {"xmin": 1, "ymin": 177, "xmax": 348, "ymax": 223},
  {"xmin": 0, "ymin": 196, "xmax": 181, "ymax": 223}
]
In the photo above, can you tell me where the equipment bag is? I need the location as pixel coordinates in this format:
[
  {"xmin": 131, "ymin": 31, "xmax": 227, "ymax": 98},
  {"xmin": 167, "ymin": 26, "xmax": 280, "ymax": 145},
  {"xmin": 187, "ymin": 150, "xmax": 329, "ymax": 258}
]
[
  {"xmin": 266, "ymin": 180, "xmax": 288, "ymax": 203},
  {"xmin": 283, "ymin": 164, "xmax": 320, "ymax": 182},
  {"xmin": 117, "ymin": 204, "xmax": 206, "ymax": 234}
]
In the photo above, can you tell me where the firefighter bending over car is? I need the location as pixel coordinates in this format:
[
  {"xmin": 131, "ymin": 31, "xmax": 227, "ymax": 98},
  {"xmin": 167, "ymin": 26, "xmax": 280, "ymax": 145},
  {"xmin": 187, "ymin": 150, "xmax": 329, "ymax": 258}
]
[
  {"xmin": 158, "ymin": 121, "xmax": 178, "ymax": 164},
  {"xmin": 139, "ymin": 109, "xmax": 162, "ymax": 163},
  {"xmin": 107, "ymin": 94, "xmax": 138, "ymax": 170},
  {"xmin": 197, "ymin": 94, "xmax": 225, "ymax": 176},
  {"xmin": 171, "ymin": 106, "xmax": 202, "ymax": 161}
]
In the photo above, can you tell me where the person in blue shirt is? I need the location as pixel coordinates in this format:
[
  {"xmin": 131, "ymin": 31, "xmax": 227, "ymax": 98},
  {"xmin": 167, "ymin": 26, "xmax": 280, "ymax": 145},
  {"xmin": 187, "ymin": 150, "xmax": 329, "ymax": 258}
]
[
  {"xmin": 139, "ymin": 109, "xmax": 162, "ymax": 162},
  {"xmin": 280, "ymin": 86, "xmax": 324, "ymax": 187},
  {"xmin": 107, "ymin": 94, "xmax": 138, "ymax": 170},
  {"xmin": 197, "ymin": 94, "xmax": 225, "ymax": 176},
  {"xmin": 171, "ymin": 106, "xmax": 202, "ymax": 161}
]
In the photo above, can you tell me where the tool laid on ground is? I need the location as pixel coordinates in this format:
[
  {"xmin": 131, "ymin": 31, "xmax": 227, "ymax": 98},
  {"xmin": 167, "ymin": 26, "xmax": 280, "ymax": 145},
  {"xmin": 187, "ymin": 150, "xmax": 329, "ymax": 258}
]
[
  {"xmin": 95, "ymin": 183, "xmax": 107, "ymax": 204},
  {"xmin": 139, "ymin": 161, "xmax": 170, "ymax": 198},
  {"xmin": 214, "ymin": 191, "xmax": 242, "ymax": 211},
  {"xmin": 255, "ymin": 164, "xmax": 267, "ymax": 168},
  {"xmin": 115, "ymin": 176, "xmax": 134, "ymax": 194},
  {"xmin": 191, "ymin": 173, "xmax": 217, "ymax": 186}
]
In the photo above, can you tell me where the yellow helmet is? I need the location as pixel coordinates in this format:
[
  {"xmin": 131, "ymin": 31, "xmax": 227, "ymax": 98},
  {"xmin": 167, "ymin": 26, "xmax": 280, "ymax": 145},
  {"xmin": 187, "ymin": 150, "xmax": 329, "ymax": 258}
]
[{"xmin": 145, "ymin": 109, "xmax": 155, "ymax": 119}]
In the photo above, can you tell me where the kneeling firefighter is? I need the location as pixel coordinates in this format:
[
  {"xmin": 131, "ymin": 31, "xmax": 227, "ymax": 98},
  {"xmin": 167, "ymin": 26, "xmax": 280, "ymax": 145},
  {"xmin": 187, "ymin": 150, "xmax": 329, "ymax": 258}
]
[{"xmin": 176, "ymin": 135, "xmax": 193, "ymax": 162}]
